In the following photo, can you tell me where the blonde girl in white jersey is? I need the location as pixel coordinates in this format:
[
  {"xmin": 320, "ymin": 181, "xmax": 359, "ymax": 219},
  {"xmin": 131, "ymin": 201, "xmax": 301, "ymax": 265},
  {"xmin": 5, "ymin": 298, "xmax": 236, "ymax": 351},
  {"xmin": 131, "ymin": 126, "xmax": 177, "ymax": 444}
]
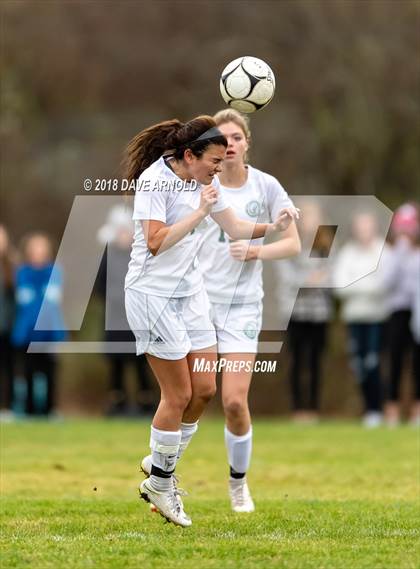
[
  {"xmin": 123, "ymin": 115, "xmax": 299, "ymax": 526},
  {"xmin": 199, "ymin": 109, "xmax": 301, "ymax": 513}
]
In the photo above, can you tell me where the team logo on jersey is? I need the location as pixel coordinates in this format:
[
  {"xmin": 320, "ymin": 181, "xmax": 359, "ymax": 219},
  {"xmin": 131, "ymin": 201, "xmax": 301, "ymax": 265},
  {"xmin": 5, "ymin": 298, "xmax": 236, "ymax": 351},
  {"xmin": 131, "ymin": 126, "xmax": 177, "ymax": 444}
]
[
  {"xmin": 246, "ymin": 200, "xmax": 265, "ymax": 217},
  {"xmin": 243, "ymin": 322, "xmax": 257, "ymax": 340}
]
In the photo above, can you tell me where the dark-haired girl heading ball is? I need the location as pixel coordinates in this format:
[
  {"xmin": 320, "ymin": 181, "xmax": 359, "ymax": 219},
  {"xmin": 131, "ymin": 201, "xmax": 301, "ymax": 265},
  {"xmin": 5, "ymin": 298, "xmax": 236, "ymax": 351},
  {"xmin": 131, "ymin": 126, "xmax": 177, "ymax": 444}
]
[{"xmin": 123, "ymin": 115, "xmax": 299, "ymax": 526}]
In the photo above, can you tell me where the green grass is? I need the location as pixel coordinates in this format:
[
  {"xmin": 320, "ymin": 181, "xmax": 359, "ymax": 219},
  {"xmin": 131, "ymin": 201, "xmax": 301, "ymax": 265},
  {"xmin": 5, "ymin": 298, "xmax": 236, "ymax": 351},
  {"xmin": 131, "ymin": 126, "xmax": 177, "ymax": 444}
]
[{"xmin": 1, "ymin": 419, "xmax": 419, "ymax": 568}]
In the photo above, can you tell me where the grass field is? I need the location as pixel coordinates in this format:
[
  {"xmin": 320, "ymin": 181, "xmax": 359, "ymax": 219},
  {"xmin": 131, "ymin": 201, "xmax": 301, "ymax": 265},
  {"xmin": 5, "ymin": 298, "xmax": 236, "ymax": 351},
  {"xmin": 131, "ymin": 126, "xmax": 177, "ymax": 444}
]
[{"xmin": 1, "ymin": 418, "xmax": 419, "ymax": 569}]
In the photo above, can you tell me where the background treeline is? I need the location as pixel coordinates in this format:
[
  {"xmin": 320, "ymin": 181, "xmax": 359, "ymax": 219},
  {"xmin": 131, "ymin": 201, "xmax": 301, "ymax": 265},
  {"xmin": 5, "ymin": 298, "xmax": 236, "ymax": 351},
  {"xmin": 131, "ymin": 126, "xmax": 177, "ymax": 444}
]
[
  {"xmin": 1, "ymin": 0, "xmax": 418, "ymax": 415},
  {"xmin": 1, "ymin": 0, "xmax": 419, "ymax": 237}
]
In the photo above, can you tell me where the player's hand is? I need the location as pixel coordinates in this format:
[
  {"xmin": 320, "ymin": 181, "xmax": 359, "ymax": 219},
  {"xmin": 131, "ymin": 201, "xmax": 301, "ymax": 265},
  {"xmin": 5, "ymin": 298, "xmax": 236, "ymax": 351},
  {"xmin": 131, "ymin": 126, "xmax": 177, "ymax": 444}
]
[
  {"xmin": 272, "ymin": 207, "xmax": 300, "ymax": 232},
  {"xmin": 229, "ymin": 240, "xmax": 259, "ymax": 261},
  {"xmin": 199, "ymin": 185, "xmax": 219, "ymax": 216}
]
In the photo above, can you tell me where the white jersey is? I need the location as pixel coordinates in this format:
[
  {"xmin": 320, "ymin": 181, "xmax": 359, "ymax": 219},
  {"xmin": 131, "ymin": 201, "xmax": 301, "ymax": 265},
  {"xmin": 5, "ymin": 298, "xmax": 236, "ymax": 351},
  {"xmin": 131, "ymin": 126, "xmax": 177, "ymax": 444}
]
[
  {"xmin": 198, "ymin": 165, "xmax": 293, "ymax": 304},
  {"xmin": 125, "ymin": 157, "xmax": 228, "ymax": 298}
]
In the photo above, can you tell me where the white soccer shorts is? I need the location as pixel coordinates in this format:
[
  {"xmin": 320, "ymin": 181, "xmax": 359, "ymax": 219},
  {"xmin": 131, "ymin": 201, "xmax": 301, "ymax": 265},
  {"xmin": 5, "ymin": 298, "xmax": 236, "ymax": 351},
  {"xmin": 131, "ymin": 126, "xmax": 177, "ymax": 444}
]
[
  {"xmin": 210, "ymin": 301, "xmax": 263, "ymax": 354},
  {"xmin": 125, "ymin": 287, "xmax": 216, "ymax": 360}
]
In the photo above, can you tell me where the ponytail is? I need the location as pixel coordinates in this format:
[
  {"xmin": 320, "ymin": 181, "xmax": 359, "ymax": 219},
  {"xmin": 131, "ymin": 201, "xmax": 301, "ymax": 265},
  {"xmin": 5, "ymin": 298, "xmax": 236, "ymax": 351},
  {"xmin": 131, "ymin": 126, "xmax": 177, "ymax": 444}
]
[
  {"xmin": 122, "ymin": 115, "xmax": 227, "ymax": 183},
  {"xmin": 122, "ymin": 119, "xmax": 183, "ymax": 184}
]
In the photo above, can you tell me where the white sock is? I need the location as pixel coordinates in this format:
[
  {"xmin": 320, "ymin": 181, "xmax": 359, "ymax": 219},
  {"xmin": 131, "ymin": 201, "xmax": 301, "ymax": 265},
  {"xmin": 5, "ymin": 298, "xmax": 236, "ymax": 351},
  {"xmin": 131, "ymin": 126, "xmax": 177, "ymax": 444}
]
[
  {"xmin": 149, "ymin": 426, "xmax": 181, "ymax": 492},
  {"xmin": 224, "ymin": 425, "xmax": 253, "ymax": 478},
  {"xmin": 177, "ymin": 421, "xmax": 199, "ymax": 461}
]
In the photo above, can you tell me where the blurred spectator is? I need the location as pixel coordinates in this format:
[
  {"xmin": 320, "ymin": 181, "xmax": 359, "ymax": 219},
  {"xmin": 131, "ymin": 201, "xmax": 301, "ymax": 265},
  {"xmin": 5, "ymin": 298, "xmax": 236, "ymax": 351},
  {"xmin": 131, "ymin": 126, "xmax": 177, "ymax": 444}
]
[
  {"xmin": 11, "ymin": 233, "xmax": 66, "ymax": 416},
  {"xmin": 0, "ymin": 225, "xmax": 17, "ymax": 421},
  {"xmin": 382, "ymin": 203, "xmax": 420, "ymax": 426},
  {"xmin": 97, "ymin": 205, "xmax": 156, "ymax": 417},
  {"xmin": 281, "ymin": 201, "xmax": 333, "ymax": 422},
  {"xmin": 409, "ymin": 244, "xmax": 420, "ymax": 426},
  {"xmin": 333, "ymin": 212, "xmax": 389, "ymax": 427}
]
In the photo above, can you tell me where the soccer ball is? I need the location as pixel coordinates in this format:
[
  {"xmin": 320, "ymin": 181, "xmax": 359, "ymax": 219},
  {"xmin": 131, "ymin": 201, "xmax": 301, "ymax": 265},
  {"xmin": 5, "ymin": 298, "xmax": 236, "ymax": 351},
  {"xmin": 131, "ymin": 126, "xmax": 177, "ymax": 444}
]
[{"xmin": 220, "ymin": 56, "xmax": 276, "ymax": 113}]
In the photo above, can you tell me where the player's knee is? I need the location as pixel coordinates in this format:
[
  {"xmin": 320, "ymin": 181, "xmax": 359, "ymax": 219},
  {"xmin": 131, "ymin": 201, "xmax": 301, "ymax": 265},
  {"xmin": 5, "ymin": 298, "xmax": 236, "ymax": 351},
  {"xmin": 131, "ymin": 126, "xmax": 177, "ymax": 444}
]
[
  {"xmin": 197, "ymin": 382, "xmax": 217, "ymax": 404},
  {"xmin": 223, "ymin": 397, "xmax": 247, "ymax": 418},
  {"xmin": 168, "ymin": 390, "xmax": 193, "ymax": 413}
]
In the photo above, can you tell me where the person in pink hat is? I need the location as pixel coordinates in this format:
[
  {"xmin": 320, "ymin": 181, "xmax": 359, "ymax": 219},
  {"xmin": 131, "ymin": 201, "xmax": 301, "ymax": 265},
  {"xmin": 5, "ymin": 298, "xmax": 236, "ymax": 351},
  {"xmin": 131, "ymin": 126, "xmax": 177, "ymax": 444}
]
[{"xmin": 382, "ymin": 203, "xmax": 420, "ymax": 426}]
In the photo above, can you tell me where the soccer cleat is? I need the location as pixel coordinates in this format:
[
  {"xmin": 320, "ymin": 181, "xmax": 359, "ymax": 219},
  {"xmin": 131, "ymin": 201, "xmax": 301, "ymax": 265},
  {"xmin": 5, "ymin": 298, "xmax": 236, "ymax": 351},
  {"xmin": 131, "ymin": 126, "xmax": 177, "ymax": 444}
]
[
  {"xmin": 139, "ymin": 478, "xmax": 192, "ymax": 527},
  {"xmin": 140, "ymin": 455, "xmax": 158, "ymax": 513},
  {"xmin": 229, "ymin": 478, "xmax": 255, "ymax": 513},
  {"xmin": 140, "ymin": 455, "xmax": 153, "ymax": 477},
  {"xmin": 140, "ymin": 455, "xmax": 187, "ymax": 513}
]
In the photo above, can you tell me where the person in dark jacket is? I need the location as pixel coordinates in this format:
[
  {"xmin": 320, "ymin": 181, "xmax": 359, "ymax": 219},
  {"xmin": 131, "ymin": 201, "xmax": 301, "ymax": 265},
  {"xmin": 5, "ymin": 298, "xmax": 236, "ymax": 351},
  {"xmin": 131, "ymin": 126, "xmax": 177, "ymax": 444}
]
[
  {"xmin": 280, "ymin": 201, "xmax": 333, "ymax": 423},
  {"xmin": 0, "ymin": 225, "xmax": 17, "ymax": 420},
  {"xmin": 97, "ymin": 205, "xmax": 156, "ymax": 417}
]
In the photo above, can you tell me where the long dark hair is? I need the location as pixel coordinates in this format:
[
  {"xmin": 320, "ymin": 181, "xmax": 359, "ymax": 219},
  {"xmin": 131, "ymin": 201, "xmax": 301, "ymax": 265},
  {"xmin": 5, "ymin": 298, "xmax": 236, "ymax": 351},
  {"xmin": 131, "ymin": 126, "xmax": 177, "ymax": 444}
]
[{"xmin": 122, "ymin": 115, "xmax": 227, "ymax": 183}]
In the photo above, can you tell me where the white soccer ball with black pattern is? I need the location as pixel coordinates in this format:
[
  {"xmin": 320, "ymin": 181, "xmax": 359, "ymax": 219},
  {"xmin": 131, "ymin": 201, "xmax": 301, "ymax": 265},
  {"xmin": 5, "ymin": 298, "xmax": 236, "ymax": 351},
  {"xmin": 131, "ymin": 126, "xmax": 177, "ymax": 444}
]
[{"xmin": 220, "ymin": 56, "xmax": 276, "ymax": 113}]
